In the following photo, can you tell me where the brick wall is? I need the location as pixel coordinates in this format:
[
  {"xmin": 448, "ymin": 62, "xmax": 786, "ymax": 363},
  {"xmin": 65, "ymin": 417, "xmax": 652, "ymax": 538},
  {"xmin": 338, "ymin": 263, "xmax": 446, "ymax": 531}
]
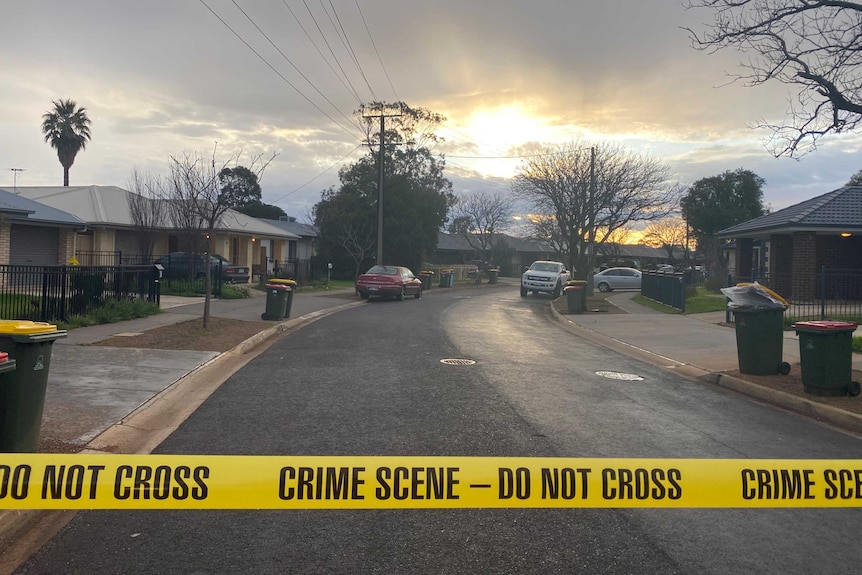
[
  {"xmin": 769, "ymin": 234, "xmax": 793, "ymax": 299},
  {"xmin": 792, "ymin": 232, "xmax": 817, "ymax": 300}
]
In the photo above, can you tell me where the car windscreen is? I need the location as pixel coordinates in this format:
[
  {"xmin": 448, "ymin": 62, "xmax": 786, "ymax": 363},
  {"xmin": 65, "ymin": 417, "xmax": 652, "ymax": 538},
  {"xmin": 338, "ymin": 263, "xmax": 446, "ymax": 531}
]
[
  {"xmin": 365, "ymin": 266, "xmax": 399, "ymax": 275},
  {"xmin": 530, "ymin": 263, "xmax": 559, "ymax": 273}
]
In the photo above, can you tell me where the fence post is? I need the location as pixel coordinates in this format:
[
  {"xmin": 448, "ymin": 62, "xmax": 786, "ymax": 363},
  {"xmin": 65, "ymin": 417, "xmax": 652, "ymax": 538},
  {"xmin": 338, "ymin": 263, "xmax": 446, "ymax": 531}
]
[
  {"xmin": 725, "ymin": 273, "xmax": 733, "ymax": 324},
  {"xmin": 820, "ymin": 265, "xmax": 827, "ymax": 320}
]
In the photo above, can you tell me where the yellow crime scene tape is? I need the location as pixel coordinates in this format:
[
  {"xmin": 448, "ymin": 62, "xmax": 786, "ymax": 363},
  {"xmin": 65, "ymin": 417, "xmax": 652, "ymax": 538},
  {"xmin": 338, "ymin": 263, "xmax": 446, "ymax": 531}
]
[{"xmin": 2, "ymin": 455, "xmax": 862, "ymax": 510}]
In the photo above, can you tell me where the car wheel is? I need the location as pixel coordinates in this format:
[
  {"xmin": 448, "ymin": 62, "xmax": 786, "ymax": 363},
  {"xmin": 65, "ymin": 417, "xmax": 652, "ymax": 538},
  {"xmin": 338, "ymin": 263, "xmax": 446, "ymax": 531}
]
[
  {"xmin": 520, "ymin": 286, "xmax": 527, "ymax": 297},
  {"xmin": 552, "ymin": 284, "xmax": 561, "ymax": 298},
  {"xmin": 414, "ymin": 287, "xmax": 422, "ymax": 299},
  {"xmin": 359, "ymin": 292, "xmax": 369, "ymax": 300},
  {"xmin": 396, "ymin": 287, "xmax": 405, "ymax": 301},
  {"xmin": 598, "ymin": 282, "xmax": 611, "ymax": 293}
]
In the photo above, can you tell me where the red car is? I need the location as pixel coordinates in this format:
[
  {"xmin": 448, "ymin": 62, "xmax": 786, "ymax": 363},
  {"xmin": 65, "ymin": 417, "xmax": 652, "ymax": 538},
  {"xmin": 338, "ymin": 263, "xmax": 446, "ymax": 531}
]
[{"xmin": 355, "ymin": 265, "xmax": 423, "ymax": 301}]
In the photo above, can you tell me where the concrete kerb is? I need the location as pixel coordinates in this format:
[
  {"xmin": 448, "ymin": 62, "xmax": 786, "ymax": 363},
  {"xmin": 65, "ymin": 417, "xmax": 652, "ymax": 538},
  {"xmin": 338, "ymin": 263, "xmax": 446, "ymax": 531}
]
[{"xmin": 548, "ymin": 299, "xmax": 862, "ymax": 436}]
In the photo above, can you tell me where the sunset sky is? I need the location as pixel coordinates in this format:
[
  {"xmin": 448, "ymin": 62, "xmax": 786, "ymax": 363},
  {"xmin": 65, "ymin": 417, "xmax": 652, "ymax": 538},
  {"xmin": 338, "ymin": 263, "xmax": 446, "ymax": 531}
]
[{"xmin": 2, "ymin": 1, "xmax": 860, "ymax": 225}]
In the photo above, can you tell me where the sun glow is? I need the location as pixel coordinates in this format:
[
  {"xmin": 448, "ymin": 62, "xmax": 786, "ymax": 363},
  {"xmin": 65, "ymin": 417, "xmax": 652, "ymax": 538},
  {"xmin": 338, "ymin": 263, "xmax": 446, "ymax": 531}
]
[{"xmin": 452, "ymin": 105, "xmax": 563, "ymax": 179}]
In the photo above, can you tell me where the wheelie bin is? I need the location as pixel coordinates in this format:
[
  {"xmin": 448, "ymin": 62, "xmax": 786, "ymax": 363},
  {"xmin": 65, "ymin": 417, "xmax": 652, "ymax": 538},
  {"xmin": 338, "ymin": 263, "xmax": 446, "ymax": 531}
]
[
  {"xmin": 722, "ymin": 283, "xmax": 791, "ymax": 376},
  {"xmin": 793, "ymin": 320, "xmax": 860, "ymax": 396},
  {"xmin": 732, "ymin": 306, "xmax": 791, "ymax": 376},
  {"xmin": 268, "ymin": 279, "xmax": 297, "ymax": 318},
  {"xmin": 486, "ymin": 268, "xmax": 500, "ymax": 284},
  {"xmin": 565, "ymin": 280, "xmax": 587, "ymax": 314},
  {"xmin": 418, "ymin": 271, "xmax": 434, "ymax": 291},
  {"xmin": 261, "ymin": 283, "xmax": 291, "ymax": 320},
  {"xmin": 439, "ymin": 270, "xmax": 454, "ymax": 288},
  {"xmin": 0, "ymin": 321, "xmax": 67, "ymax": 452}
]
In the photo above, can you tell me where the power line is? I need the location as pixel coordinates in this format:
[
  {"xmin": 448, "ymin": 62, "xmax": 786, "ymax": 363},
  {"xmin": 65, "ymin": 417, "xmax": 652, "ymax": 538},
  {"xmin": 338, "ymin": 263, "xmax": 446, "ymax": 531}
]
[
  {"xmin": 353, "ymin": 0, "xmax": 399, "ymax": 102},
  {"xmin": 280, "ymin": 0, "xmax": 362, "ymax": 105},
  {"xmin": 229, "ymin": 0, "xmax": 361, "ymax": 133},
  {"xmin": 323, "ymin": 0, "xmax": 377, "ymax": 101},
  {"xmin": 269, "ymin": 145, "xmax": 364, "ymax": 205},
  {"xmin": 301, "ymin": 0, "xmax": 365, "ymax": 105},
  {"xmin": 198, "ymin": 0, "xmax": 361, "ymax": 140}
]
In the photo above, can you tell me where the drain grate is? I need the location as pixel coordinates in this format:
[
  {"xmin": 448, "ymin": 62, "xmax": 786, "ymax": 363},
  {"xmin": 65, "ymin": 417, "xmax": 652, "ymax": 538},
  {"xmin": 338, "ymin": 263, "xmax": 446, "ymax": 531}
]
[
  {"xmin": 440, "ymin": 358, "xmax": 477, "ymax": 366},
  {"xmin": 596, "ymin": 371, "xmax": 644, "ymax": 381}
]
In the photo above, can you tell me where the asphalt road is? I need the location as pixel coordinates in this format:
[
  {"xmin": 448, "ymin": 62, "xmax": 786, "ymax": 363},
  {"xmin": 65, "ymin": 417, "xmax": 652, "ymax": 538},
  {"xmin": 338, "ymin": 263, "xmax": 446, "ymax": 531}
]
[{"xmin": 15, "ymin": 288, "xmax": 862, "ymax": 574}]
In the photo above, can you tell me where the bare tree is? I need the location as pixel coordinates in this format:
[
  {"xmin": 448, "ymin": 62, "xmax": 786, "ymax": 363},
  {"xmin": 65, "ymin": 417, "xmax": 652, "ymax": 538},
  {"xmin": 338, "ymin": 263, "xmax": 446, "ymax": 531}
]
[
  {"xmin": 641, "ymin": 216, "xmax": 688, "ymax": 263},
  {"xmin": 166, "ymin": 148, "xmax": 275, "ymax": 328},
  {"xmin": 513, "ymin": 142, "xmax": 679, "ymax": 279},
  {"xmin": 598, "ymin": 228, "xmax": 634, "ymax": 265},
  {"xmin": 127, "ymin": 167, "xmax": 167, "ymax": 262},
  {"xmin": 684, "ymin": 0, "xmax": 862, "ymax": 156},
  {"xmin": 448, "ymin": 190, "xmax": 514, "ymax": 264},
  {"xmin": 341, "ymin": 222, "xmax": 376, "ymax": 279}
]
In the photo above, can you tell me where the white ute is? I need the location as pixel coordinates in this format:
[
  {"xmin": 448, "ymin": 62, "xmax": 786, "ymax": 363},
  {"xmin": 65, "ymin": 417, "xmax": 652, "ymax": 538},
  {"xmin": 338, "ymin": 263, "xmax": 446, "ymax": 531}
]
[{"xmin": 521, "ymin": 261, "xmax": 569, "ymax": 298}]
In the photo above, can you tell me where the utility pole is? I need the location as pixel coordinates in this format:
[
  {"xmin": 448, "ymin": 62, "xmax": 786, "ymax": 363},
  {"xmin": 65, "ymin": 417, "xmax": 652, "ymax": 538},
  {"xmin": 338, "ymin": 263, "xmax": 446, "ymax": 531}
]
[
  {"xmin": 587, "ymin": 147, "xmax": 597, "ymax": 294},
  {"xmin": 362, "ymin": 104, "xmax": 403, "ymax": 265},
  {"xmin": 9, "ymin": 168, "xmax": 25, "ymax": 194}
]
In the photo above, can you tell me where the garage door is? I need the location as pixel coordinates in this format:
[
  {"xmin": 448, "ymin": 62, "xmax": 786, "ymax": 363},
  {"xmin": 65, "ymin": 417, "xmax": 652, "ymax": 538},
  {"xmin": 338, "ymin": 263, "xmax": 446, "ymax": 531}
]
[{"xmin": 10, "ymin": 224, "xmax": 59, "ymax": 265}]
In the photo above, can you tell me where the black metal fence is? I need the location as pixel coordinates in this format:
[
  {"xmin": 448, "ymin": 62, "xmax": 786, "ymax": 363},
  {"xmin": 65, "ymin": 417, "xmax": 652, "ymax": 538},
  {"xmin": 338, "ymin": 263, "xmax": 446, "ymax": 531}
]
[
  {"xmin": 266, "ymin": 258, "xmax": 329, "ymax": 284},
  {"xmin": 0, "ymin": 265, "xmax": 159, "ymax": 323},
  {"xmin": 641, "ymin": 270, "xmax": 688, "ymax": 312},
  {"xmin": 730, "ymin": 267, "xmax": 862, "ymax": 321}
]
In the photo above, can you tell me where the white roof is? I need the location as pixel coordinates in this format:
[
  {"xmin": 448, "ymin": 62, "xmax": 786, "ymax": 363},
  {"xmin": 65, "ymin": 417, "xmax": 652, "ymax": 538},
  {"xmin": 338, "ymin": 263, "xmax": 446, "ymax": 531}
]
[{"xmin": 7, "ymin": 185, "xmax": 299, "ymax": 239}]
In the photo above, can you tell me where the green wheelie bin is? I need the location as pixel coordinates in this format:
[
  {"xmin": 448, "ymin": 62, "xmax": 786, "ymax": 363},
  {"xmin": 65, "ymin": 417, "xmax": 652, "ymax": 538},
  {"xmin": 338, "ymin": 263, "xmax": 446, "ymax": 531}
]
[
  {"xmin": 564, "ymin": 280, "xmax": 587, "ymax": 314},
  {"xmin": 732, "ymin": 306, "xmax": 791, "ymax": 376},
  {"xmin": 268, "ymin": 279, "xmax": 297, "ymax": 318},
  {"xmin": 793, "ymin": 320, "xmax": 860, "ymax": 396},
  {"xmin": 418, "ymin": 272, "xmax": 434, "ymax": 291},
  {"xmin": 262, "ymin": 283, "xmax": 291, "ymax": 320},
  {"xmin": 0, "ymin": 320, "xmax": 67, "ymax": 452}
]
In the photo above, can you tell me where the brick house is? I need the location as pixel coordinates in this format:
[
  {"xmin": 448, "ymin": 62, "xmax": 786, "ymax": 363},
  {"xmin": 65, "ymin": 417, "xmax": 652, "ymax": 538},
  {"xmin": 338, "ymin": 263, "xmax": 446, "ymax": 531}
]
[
  {"xmin": 0, "ymin": 186, "xmax": 299, "ymax": 281},
  {"xmin": 718, "ymin": 186, "xmax": 862, "ymax": 301}
]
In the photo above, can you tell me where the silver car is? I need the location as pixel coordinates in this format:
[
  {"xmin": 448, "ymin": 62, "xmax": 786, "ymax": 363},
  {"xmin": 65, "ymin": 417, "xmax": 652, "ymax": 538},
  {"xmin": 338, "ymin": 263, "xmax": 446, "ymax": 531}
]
[{"xmin": 593, "ymin": 267, "xmax": 642, "ymax": 292}]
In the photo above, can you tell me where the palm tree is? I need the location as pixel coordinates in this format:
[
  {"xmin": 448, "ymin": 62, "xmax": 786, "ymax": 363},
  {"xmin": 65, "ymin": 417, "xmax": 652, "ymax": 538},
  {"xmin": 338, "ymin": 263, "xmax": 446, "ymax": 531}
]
[{"xmin": 41, "ymin": 99, "xmax": 92, "ymax": 186}]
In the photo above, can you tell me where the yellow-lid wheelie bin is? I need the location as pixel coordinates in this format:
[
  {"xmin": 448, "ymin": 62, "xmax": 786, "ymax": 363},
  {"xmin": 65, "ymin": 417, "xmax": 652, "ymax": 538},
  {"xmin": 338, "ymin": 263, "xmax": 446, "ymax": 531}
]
[
  {"xmin": 267, "ymin": 279, "xmax": 297, "ymax": 318},
  {"xmin": 0, "ymin": 321, "xmax": 67, "ymax": 452}
]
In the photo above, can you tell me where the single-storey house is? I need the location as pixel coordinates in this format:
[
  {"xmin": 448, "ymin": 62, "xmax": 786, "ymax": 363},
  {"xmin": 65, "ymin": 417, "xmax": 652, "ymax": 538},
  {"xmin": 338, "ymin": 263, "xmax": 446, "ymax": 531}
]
[
  {"xmin": 0, "ymin": 188, "xmax": 85, "ymax": 266},
  {"xmin": 718, "ymin": 186, "xmax": 862, "ymax": 300},
  {"xmin": 0, "ymin": 186, "xmax": 301, "ymax": 282}
]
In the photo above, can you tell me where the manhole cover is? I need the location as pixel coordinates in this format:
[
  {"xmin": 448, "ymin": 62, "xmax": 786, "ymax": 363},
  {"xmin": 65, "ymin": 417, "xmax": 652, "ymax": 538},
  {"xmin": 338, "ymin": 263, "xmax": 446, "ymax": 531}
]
[
  {"xmin": 440, "ymin": 358, "xmax": 476, "ymax": 365},
  {"xmin": 596, "ymin": 371, "xmax": 644, "ymax": 381}
]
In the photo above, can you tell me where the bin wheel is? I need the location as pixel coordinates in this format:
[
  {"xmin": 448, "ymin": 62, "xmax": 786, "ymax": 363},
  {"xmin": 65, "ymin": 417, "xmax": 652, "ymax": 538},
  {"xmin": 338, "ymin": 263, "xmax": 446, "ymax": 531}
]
[
  {"xmin": 778, "ymin": 362, "xmax": 791, "ymax": 375},
  {"xmin": 848, "ymin": 381, "xmax": 861, "ymax": 397}
]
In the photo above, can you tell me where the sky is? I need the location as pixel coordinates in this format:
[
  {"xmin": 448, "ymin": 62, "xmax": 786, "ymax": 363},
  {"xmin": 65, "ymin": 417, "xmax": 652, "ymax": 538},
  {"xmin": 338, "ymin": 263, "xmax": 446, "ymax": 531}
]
[{"xmin": 2, "ymin": 0, "xmax": 861, "ymax": 228}]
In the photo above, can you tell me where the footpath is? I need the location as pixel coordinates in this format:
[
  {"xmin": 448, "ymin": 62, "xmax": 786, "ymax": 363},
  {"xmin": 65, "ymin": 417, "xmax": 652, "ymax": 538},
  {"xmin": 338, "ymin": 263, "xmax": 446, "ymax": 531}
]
[{"xmin": 3, "ymin": 278, "xmax": 862, "ymax": 571}]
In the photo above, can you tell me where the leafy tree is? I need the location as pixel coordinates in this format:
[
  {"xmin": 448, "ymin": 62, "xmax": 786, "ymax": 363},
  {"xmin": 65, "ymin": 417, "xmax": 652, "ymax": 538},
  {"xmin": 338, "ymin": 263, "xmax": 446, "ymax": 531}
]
[
  {"xmin": 513, "ymin": 141, "xmax": 679, "ymax": 279},
  {"xmin": 847, "ymin": 169, "xmax": 862, "ymax": 187},
  {"xmin": 680, "ymin": 169, "xmax": 766, "ymax": 269},
  {"xmin": 234, "ymin": 201, "xmax": 287, "ymax": 219},
  {"xmin": 447, "ymin": 190, "xmax": 514, "ymax": 264},
  {"xmin": 684, "ymin": 0, "xmax": 862, "ymax": 156},
  {"xmin": 219, "ymin": 166, "xmax": 262, "ymax": 206},
  {"xmin": 41, "ymin": 99, "xmax": 92, "ymax": 186},
  {"xmin": 314, "ymin": 102, "xmax": 454, "ymax": 276}
]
